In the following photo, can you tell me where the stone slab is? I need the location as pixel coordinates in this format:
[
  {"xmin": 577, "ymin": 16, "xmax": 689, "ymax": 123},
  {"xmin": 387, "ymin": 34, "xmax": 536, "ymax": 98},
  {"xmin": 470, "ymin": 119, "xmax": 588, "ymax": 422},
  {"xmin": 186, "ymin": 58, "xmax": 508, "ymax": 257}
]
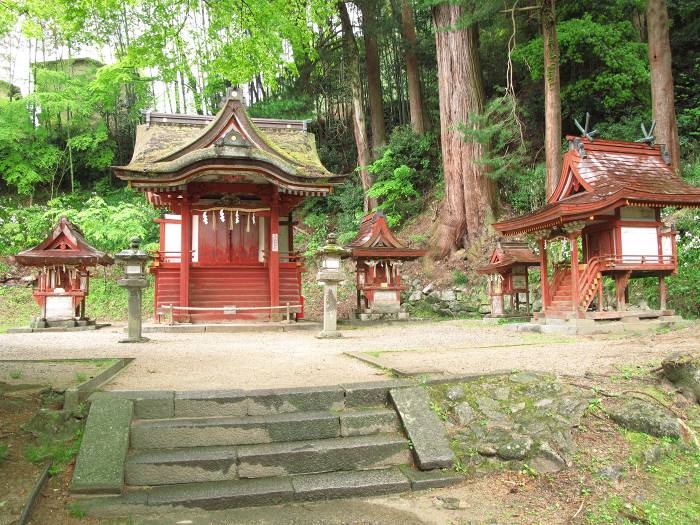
[
  {"xmin": 130, "ymin": 411, "xmax": 340, "ymax": 449},
  {"xmin": 236, "ymin": 434, "xmax": 411, "ymax": 479},
  {"xmin": 126, "ymin": 446, "xmax": 238, "ymax": 486},
  {"xmin": 71, "ymin": 397, "xmax": 133, "ymax": 494},
  {"xmin": 94, "ymin": 390, "xmax": 175, "ymax": 419},
  {"xmin": 339, "ymin": 408, "xmax": 401, "ymax": 437},
  {"xmin": 341, "ymin": 380, "xmax": 413, "ymax": 407},
  {"xmin": 292, "ymin": 467, "xmax": 411, "ymax": 501},
  {"xmin": 175, "ymin": 390, "xmax": 248, "ymax": 418},
  {"xmin": 247, "ymin": 386, "xmax": 345, "ymax": 415},
  {"xmin": 390, "ymin": 387, "xmax": 455, "ymax": 470},
  {"xmin": 398, "ymin": 465, "xmax": 463, "ymax": 490},
  {"xmin": 146, "ymin": 477, "xmax": 294, "ymax": 510}
]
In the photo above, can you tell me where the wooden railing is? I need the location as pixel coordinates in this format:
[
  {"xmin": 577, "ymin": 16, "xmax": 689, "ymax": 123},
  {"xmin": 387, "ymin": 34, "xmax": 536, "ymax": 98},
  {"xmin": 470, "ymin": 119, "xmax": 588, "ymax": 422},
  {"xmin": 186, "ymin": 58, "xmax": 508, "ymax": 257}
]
[{"xmin": 157, "ymin": 303, "xmax": 302, "ymax": 324}]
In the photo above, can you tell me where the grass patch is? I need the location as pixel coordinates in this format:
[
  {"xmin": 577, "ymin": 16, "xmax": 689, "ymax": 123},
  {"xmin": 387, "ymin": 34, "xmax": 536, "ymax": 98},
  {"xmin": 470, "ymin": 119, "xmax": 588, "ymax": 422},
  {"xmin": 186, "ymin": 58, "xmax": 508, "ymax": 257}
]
[
  {"xmin": 9, "ymin": 370, "xmax": 23, "ymax": 379},
  {"xmin": 67, "ymin": 503, "xmax": 86, "ymax": 519},
  {"xmin": 0, "ymin": 443, "xmax": 7, "ymax": 463},
  {"xmin": 586, "ymin": 431, "xmax": 700, "ymax": 525},
  {"xmin": 75, "ymin": 372, "xmax": 89, "ymax": 383}
]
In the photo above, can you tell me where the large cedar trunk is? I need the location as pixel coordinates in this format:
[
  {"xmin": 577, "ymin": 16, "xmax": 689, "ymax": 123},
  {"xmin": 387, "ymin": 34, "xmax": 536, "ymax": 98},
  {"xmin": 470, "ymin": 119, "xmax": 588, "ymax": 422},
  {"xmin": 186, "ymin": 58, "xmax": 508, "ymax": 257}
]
[
  {"xmin": 430, "ymin": 4, "xmax": 495, "ymax": 257},
  {"xmin": 542, "ymin": 0, "xmax": 562, "ymax": 198},
  {"xmin": 646, "ymin": 0, "xmax": 681, "ymax": 171},
  {"xmin": 360, "ymin": 0, "xmax": 387, "ymax": 153},
  {"xmin": 399, "ymin": 0, "xmax": 427, "ymax": 134},
  {"xmin": 338, "ymin": 2, "xmax": 377, "ymax": 209}
]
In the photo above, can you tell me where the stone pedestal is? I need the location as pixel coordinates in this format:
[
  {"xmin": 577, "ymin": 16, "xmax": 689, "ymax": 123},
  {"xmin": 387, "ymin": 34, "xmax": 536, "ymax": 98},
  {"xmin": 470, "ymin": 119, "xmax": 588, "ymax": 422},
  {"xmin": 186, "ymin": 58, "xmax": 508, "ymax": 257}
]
[
  {"xmin": 317, "ymin": 282, "xmax": 342, "ymax": 338},
  {"xmin": 119, "ymin": 277, "xmax": 149, "ymax": 343}
]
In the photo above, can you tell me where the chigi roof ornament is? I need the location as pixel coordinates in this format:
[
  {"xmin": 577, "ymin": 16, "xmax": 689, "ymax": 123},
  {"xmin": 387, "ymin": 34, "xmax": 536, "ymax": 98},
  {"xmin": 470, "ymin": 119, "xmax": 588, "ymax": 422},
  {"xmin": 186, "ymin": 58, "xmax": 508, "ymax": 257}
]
[
  {"xmin": 637, "ymin": 120, "xmax": 656, "ymax": 145},
  {"xmin": 574, "ymin": 112, "xmax": 598, "ymax": 142}
]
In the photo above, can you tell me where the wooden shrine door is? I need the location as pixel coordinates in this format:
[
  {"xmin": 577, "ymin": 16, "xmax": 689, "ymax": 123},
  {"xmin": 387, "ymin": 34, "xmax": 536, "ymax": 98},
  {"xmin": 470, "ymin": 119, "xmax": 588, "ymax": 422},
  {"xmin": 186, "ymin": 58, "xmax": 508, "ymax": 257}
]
[{"xmin": 198, "ymin": 213, "xmax": 262, "ymax": 265}]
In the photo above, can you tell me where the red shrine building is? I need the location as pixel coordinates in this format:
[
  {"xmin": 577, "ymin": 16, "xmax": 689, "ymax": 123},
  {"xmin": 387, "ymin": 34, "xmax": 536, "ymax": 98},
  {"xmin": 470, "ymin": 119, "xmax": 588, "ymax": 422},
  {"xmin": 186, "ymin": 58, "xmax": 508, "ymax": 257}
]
[
  {"xmin": 477, "ymin": 240, "xmax": 539, "ymax": 318},
  {"xmin": 348, "ymin": 210, "xmax": 426, "ymax": 320},
  {"xmin": 14, "ymin": 217, "xmax": 113, "ymax": 328},
  {"xmin": 113, "ymin": 93, "xmax": 341, "ymax": 322},
  {"xmin": 493, "ymin": 135, "xmax": 700, "ymax": 321}
]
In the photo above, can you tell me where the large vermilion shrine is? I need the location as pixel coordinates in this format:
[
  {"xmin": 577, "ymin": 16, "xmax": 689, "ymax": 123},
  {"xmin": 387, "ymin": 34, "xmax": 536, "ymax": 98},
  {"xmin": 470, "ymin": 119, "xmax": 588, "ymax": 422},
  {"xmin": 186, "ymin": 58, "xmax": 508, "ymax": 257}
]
[
  {"xmin": 113, "ymin": 92, "xmax": 341, "ymax": 322},
  {"xmin": 348, "ymin": 211, "xmax": 425, "ymax": 320},
  {"xmin": 493, "ymin": 135, "xmax": 700, "ymax": 321},
  {"xmin": 14, "ymin": 217, "xmax": 113, "ymax": 327}
]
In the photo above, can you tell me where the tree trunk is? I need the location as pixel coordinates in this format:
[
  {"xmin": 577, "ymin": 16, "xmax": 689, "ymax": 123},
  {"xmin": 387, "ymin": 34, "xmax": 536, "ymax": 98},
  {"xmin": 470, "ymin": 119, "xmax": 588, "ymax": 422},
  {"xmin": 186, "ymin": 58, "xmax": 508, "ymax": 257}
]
[
  {"xmin": 430, "ymin": 4, "xmax": 495, "ymax": 257},
  {"xmin": 359, "ymin": 0, "xmax": 387, "ymax": 154},
  {"xmin": 647, "ymin": 0, "xmax": 681, "ymax": 171},
  {"xmin": 542, "ymin": 0, "xmax": 562, "ymax": 198},
  {"xmin": 338, "ymin": 1, "xmax": 376, "ymax": 210},
  {"xmin": 399, "ymin": 0, "xmax": 426, "ymax": 134}
]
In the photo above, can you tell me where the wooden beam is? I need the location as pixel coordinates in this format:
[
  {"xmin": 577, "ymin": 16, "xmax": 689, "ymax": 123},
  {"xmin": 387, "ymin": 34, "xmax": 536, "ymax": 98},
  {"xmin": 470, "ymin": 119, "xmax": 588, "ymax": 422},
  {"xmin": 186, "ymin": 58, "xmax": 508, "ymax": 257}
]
[{"xmin": 539, "ymin": 239, "xmax": 549, "ymax": 311}]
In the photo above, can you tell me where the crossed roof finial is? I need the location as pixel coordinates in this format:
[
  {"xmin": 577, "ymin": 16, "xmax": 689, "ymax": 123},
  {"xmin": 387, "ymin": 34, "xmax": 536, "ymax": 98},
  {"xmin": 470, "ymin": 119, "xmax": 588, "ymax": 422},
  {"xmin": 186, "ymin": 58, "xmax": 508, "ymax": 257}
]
[
  {"xmin": 574, "ymin": 112, "xmax": 598, "ymax": 142},
  {"xmin": 636, "ymin": 120, "xmax": 656, "ymax": 145}
]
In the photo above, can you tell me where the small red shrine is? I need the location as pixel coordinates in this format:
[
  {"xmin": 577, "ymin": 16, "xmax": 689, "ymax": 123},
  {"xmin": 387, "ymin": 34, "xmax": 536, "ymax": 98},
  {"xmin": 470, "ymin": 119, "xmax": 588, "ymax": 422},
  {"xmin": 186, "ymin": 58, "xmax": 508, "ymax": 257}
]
[
  {"xmin": 348, "ymin": 210, "xmax": 426, "ymax": 320},
  {"xmin": 13, "ymin": 217, "xmax": 113, "ymax": 327},
  {"xmin": 113, "ymin": 91, "xmax": 341, "ymax": 322},
  {"xmin": 493, "ymin": 134, "xmax": 700, "ymax": 320},
  {"xmin": 477, "ymin": 240, "xmax": 540, "ymax": 317}
]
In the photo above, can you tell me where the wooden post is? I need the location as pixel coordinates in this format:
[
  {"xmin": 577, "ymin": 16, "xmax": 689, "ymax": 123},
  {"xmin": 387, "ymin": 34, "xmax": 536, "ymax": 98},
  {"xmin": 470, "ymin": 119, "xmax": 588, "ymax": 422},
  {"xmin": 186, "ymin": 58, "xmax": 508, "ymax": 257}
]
[
  {"xmin": 179, "ymin": 197, "xmax": 191, "ymax": 322},
  {"xmin": 269, "ymin": 187, "xmax": 280, "ymax": 314},
  {"xmin": 539, "ymin": 239, "xmax": 549, "ymax": 312},
  {"xmin": 597, "ymin": 278, "xmax": 604, "ymax": 312},
  {"xmin": 659, "ymin": 275, "xmax": 667, "ymax": 311},
  {"xmin": 570, "ymin": 234, "xmax": 581, "ymax": 316}
]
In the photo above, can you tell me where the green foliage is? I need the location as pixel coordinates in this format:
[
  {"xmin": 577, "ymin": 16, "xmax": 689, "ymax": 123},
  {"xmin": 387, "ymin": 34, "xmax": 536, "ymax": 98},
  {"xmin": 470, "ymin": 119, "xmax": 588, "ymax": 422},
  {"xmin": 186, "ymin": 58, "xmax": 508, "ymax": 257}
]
[
  {"xmin": 515, "ymin": 14, "xmax": 649, "ymax": 122},
  {"xmin": 452, "ymin": 271, "xmax": 469, "ymax": 287},
  {"xmin": 366, "ymin": 126, "xmax": 440, "ymax": 226},
  {"xmin": 367, "ymin": 164, "xmax": 420, "ymax": 227},
  {"xmin": 248, "ymin": 95, "xmax": 315, "ymax": 120},
  {"xmin": 0, "ymin": 443, "xmax": 7, "ymax": 464},
  {"xmin": 0, "ymin": 185, "xmax": 159, "ymax": 256}
]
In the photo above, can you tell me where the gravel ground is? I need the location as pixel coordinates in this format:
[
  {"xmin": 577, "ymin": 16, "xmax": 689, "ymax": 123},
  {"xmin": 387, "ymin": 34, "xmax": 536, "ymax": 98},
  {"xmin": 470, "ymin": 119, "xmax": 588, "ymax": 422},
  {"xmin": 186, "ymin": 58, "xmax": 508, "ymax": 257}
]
[{"xmin": 0, "ymin": 320, "xmax": 697, "ymax": 391}]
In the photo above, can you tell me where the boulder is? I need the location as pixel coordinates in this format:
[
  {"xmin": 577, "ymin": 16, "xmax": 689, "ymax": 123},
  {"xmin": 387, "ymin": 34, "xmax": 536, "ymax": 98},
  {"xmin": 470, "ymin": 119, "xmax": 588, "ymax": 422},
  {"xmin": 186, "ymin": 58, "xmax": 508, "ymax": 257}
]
[
  {"xmin": 422, "ymin": 283, "xmax": 434, "ymax": 295},
  {"xmin": 661, "ymin": 352, "xmax": 700, "ymax": 404},
  {"xmin": 497, "ymin": 437, "xmax": 533, "ymax": 460},
  {"xmin": 607, "ymin": 399, "xmax": 680, "ymax": 438},
  {"xmin": 408, "ymin": 291, "xmax": 423, "ymax": 302},
  {"xmin": 440, "ymin": 290, "xmax": 457, "ymax": 302},
  {"xmin": 478, "ymin": 304, "xmax": 491, "ymax": 315},
  {"xmin": 529, "ymin": 442, "xmax": 567, "ymax": 473},
  {"xmin": 446, "ymin": 386, "xmax": 466, "ymax": 402},
  {"xmin": 455, "ymin": 402, "xmax": 476, "ymax": 425}
]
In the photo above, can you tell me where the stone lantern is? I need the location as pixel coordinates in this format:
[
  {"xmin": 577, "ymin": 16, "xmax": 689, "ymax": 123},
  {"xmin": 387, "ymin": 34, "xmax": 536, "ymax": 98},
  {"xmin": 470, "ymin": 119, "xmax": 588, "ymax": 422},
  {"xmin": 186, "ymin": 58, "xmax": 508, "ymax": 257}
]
[
  {"xmin": 316, "ymin": 232, "xmax": 349, "ymax": 338},
  {"xmin": 115, "ymin": 237, "xmax": 150, "ymax": 343}
]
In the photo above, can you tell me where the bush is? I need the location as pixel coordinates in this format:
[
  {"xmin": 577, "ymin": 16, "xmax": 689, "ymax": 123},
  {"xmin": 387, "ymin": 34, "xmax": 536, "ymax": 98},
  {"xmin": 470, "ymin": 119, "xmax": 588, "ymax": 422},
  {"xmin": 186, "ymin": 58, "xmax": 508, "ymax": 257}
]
[{"xmin": 0, "ymin": 186, "xmax": 159, "ymax": 256}]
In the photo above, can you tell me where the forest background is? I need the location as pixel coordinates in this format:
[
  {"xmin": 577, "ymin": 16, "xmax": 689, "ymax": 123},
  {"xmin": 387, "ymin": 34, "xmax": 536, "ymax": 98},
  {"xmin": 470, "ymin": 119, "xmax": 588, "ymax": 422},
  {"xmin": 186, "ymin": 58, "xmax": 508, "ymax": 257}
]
[{"xmin": 0, "ymin": 0, "xmax": 698, "ymax": 322}]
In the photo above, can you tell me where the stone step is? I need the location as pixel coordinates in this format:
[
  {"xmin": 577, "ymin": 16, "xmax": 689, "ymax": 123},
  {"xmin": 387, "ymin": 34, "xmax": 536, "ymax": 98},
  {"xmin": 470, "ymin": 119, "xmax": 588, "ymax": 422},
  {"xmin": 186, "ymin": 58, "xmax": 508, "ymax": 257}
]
[
  {"xmin": 125, "ymin": 433, "xmax": 410, "ymax": 486},
  {"xmin": 130, "ymin": 407, "xmax": 401, "ymax": 450},
  {"xmin": 140, "ymin": 467, "xmax": 412, "ymax": 510},
  {"xmin": 237, "ymin": 433, "xmax": 411, "ymax": 479}
]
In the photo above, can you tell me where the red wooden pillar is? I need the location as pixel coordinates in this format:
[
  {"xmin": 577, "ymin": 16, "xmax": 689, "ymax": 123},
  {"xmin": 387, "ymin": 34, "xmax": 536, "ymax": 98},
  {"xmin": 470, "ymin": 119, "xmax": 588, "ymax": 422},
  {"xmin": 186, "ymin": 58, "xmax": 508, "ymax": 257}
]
[
  {"xmin": 269, "ymin": 187, "xmax": 280, "ymax": 313},
  {"xmin": 179, "ymin": 196, "xmax": 191, "ymax": 321},
  {"xmin": 570, "ymin": 233, "xmax": 581, "ymax": 316},
  {"xmin": 539, "ymin": 239, "xmax": 549, "ymax": 312},
  {"xmin": 659, "ymin": 275, "xmax": 667, "ymax": 311}
]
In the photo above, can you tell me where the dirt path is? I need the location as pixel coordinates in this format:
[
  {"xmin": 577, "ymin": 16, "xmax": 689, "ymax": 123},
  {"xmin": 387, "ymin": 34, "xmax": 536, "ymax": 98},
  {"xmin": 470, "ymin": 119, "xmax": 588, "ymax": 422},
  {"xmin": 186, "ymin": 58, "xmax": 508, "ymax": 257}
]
[{"xmin": 0, "ymin": 321, "xmax": 697, "ymax": 391}]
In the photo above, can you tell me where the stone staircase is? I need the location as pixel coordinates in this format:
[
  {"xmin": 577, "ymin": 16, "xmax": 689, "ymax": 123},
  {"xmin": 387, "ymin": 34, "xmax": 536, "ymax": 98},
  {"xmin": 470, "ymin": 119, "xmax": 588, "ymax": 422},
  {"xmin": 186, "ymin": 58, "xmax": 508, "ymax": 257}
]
[{"xmin": 72, "ymin": 383, "xmax": 459, "ymax": 512}]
